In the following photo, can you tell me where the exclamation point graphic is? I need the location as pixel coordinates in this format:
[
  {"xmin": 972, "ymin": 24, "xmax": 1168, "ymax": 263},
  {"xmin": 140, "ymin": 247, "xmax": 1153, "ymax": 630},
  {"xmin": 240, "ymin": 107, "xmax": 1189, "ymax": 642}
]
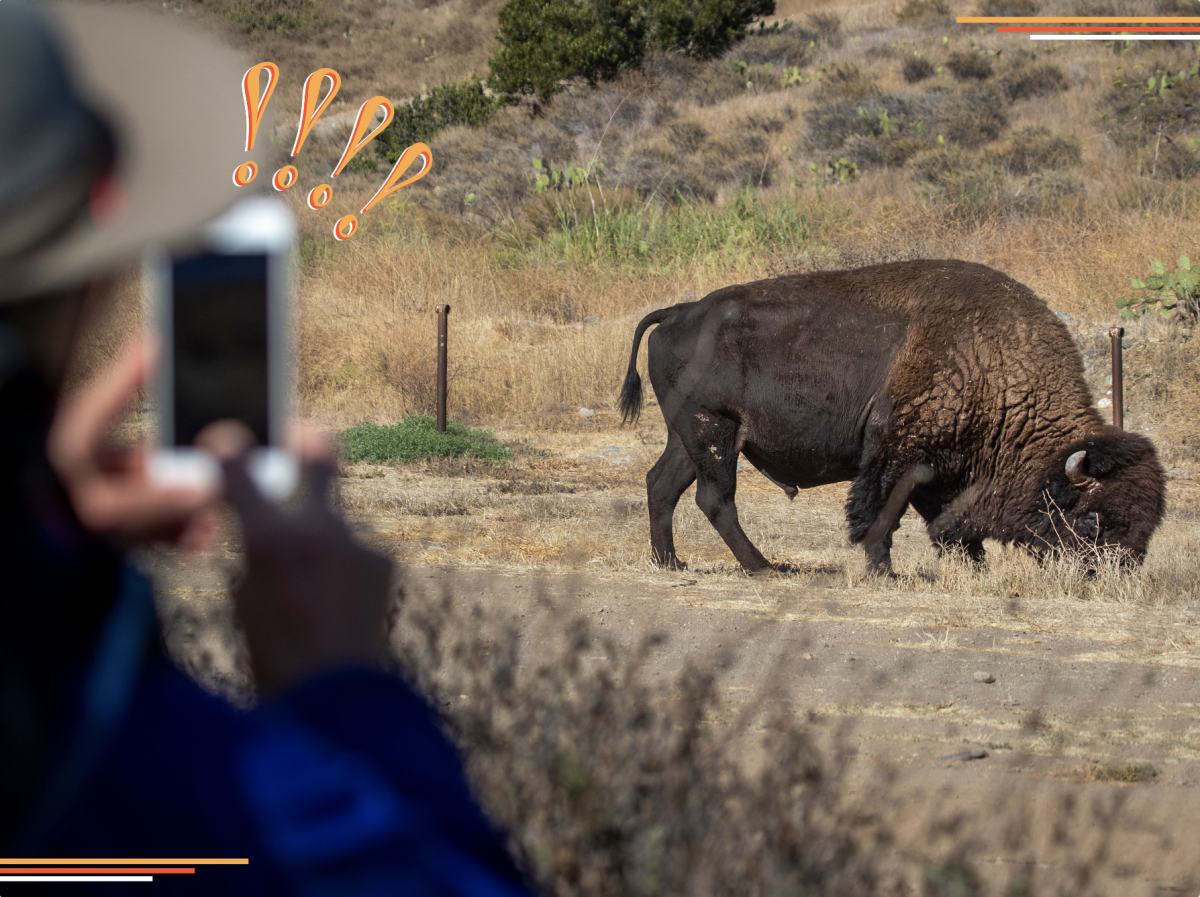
[
  {"xmin": 327, "ymin": 95, "xmax": 395, "ymax": 240},
  {"xmin": 233, "ymin": 61, "xmax": 277, "ymax": 186},
  {"xmin": 234, "ymin": 62, "xmax": 433, "ymax": 240}
]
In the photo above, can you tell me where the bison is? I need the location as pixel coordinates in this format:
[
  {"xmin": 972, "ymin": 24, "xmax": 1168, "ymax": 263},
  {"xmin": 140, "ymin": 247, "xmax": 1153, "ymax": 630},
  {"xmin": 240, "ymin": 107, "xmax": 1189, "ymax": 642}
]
[{"xmin": 618, "ymin": 260, "xmax": 1166, "ymax": 575}]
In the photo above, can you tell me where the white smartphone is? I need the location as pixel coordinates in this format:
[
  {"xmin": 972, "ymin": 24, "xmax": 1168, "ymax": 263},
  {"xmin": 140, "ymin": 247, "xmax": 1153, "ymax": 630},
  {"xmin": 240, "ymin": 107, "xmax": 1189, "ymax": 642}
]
[{"xmin": 144, "ymin": 197, "xmax": 298, "ymax": 500}]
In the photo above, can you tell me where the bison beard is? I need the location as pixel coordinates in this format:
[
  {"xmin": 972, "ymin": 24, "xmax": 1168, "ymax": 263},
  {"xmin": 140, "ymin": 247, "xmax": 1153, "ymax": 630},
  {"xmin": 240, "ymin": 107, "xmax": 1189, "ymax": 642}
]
[{"xmin": 619, "ymin": 260, "xmax": 1166, "ymax": 575}]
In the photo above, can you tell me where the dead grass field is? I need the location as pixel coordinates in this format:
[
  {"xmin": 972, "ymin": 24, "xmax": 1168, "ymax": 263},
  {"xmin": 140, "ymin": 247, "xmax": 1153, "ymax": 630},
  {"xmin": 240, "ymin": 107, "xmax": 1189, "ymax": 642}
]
[
  {"xmin": 338, "ymin": 411, "xmax": 1200, "ymax": 625},
  {"xmin": 150, "ymin": 413, "xmax": 1200, "ymax": 895}
]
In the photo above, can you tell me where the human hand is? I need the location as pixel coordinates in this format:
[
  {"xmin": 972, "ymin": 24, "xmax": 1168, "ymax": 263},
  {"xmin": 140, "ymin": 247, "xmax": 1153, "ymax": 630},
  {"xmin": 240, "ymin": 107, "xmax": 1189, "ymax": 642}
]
[
  {"xmin": 198, "ymin": 421, "xmax": 394, "ymax": 696},
  {"xmin": 47, "ymin": 337, "xmax": 219, "ymax": 548}
]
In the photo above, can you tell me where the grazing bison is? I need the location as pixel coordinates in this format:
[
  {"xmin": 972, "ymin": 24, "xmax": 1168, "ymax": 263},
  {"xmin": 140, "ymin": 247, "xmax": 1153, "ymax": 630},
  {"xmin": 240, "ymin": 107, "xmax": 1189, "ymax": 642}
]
[{"xmin": 619, "ymin": 260, "xmax": 1166, "ymax": 574}]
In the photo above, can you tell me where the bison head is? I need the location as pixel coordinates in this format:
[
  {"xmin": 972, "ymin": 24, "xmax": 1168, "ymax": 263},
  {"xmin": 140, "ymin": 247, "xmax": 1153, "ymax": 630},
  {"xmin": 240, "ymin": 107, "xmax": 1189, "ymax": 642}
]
[{"xmin": 1028, "ymin": 427, "xmax": 1166, "ymax": 564}]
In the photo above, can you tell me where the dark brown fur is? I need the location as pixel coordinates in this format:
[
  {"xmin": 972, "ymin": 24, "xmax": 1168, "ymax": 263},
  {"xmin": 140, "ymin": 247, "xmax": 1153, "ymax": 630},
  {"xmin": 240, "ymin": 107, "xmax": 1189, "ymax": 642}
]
[{"xmin": 619, "ymin": 260, "xmax": 1166, "ymax": 574}]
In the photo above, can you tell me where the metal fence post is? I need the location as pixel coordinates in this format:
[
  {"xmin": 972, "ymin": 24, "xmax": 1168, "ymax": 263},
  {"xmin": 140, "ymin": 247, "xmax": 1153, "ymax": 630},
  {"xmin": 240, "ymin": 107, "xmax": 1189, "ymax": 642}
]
[
  {"xmin": 1109, "ymin": 326, "xmax": 1124, "ymax": 430},
  {"xmin": 437, "ymin": 304, "xmax": 450, "ymax": 434}
]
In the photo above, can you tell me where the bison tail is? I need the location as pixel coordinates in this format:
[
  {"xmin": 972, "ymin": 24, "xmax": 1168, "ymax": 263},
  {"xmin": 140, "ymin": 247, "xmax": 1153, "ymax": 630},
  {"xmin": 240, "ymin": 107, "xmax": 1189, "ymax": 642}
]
[
  {"xmin": 619, "ymin": 307, "xmax": 675, "ymax": 425},
  {"xmin": 619, "ymin": 367, "xmax": 643, "ymax": 426}
]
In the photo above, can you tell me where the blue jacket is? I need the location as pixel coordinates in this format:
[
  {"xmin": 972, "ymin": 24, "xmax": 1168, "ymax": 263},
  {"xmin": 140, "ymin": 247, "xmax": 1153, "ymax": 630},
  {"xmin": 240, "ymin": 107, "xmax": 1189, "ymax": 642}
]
[{"xmin": 0, "ymin": 346, "xmax": 533, "ymax": 895}]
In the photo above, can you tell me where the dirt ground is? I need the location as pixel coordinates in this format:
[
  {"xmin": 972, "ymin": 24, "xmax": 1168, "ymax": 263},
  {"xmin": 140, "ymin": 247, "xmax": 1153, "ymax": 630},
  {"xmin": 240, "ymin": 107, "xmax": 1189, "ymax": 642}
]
[{"xmin": 146, "ymin": 411, "xmax": 1200, "ymax": 895}]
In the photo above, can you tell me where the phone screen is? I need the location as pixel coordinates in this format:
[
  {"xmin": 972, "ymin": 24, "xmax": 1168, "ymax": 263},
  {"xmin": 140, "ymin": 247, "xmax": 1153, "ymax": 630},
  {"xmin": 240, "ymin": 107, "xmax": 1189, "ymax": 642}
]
[{"xmin": 171, "ymin": 252, "xmax": 269, "ymax": 446}]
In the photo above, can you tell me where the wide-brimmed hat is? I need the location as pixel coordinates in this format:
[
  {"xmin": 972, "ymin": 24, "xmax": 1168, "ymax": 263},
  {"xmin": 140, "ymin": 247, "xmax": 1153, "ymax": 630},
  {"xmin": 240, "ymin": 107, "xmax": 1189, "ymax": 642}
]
[{"xmin": 0, "ymin": 0, "xmax": 272, "ymax": 302}]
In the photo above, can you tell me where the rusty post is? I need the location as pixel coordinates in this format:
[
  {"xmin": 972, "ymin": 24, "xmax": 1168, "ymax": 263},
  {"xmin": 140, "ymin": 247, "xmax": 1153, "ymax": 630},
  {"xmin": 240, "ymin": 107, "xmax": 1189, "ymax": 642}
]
[
  {"xmin": 436, "ymin": 304, "xmax": 450, "ymax": 434},
  {"xmin": 1109, "ymin": 325, "xmax": 1124, "ymax": 430}
]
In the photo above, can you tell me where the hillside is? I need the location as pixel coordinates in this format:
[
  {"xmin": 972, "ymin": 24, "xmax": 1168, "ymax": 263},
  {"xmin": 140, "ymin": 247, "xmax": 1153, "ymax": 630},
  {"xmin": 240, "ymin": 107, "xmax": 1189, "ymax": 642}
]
[{"xmin": 99, "ymin": 0, "xmax": 1200, "ymax": 454}]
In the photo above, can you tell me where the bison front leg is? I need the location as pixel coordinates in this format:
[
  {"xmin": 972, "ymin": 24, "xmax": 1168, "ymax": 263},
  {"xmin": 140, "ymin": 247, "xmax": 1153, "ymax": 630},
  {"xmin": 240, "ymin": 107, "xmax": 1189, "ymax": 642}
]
[
  {"xmin": 646, "ymin": 429, "xmax": 697, "ymax": 569},
  {"xmin": 912, "ymin": 490, "xmax": 986, "ymax": 566},
  {"xmin": 847, "ymin": 462, "xmax": 934, "ymax": 576}
]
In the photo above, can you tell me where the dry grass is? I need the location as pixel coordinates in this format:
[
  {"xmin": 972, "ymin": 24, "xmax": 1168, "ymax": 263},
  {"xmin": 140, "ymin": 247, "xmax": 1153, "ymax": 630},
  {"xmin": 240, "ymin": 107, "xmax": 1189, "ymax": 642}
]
[{"xmin": 152, "ymin": 541, "xmax": 1200, "ymax": 896}]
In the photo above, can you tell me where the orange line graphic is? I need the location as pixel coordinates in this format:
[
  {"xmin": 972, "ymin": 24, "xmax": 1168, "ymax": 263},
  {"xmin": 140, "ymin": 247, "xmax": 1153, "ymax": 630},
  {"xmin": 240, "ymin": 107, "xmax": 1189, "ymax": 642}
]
[
  {"xmin": 0, "ymin": 859, "xmax": 247, "ymax": 865},
  {"xmin": 0, "ymin": 869, "xmax": 195, "ymax": 875},
  {"xmin": 960, "ymin": 15, "xmax": 1200, "ymax": 21},
  {"xmin": 999, "ymin": 25, "xmax": 1200, "ymax": 30}
]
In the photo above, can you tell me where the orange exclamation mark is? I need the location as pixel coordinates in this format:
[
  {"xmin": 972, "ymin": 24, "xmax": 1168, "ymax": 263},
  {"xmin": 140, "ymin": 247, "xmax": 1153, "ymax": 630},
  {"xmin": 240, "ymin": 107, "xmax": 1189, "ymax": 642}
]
[
  {"xmin": 291, "ymin": 68, "xmax": 342, "ymax": 157},
  {"xmin": 235, "ymin": 62, "xmax": 277, "ymax": 185},
  {"xmin": 330, "ymin": 96, "xmax": 395, "ymax": 179},
  {"xmin": 242, "ymin": 62, "xmax": 279, "ymax": 151},
  {"xmin": 360, "ymin": 143, "xmax": 432, "ymax": 215}
]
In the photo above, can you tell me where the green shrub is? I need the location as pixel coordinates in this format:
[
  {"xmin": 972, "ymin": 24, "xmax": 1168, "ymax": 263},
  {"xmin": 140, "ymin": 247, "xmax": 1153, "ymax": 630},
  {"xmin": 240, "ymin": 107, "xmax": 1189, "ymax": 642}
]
[
  {"xmin": 488, "ymin": 0, "xmax": 774, "ymax": 99},
  {"xmin": 945, "ymin": 50, "xmax": 993, "ymax": 82},
  {"xmin": 810, "ymin": 156, "xmax": 860, "ymax": 184},
  {"xmin": 901, "ymin": 55, "xmax": 936, "ymax": 84},
  {"xmin": 648, "ymin": 0, "xmax": 776, "ymax": 58},
  {"xmin": 488, "ymin": 0, "xmax": 645, "ymax": 99},
  {"xmin": 895, "ymin": 0, "xmax": 951, "ymax": 24},
  {"xmin": 374, "ymin": 79, "xmax": 502, "ymax": 164},
  {"xmin": 338, "ymin": 416, "xmax": 513, "ymax": 464}
]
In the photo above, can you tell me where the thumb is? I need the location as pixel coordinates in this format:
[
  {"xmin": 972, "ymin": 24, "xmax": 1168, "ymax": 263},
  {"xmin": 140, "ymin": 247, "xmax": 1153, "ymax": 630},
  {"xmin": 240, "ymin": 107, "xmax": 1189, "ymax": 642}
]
[{"xmin": 194, "ymin": 420, "xmax": 270, "ymax": 530}]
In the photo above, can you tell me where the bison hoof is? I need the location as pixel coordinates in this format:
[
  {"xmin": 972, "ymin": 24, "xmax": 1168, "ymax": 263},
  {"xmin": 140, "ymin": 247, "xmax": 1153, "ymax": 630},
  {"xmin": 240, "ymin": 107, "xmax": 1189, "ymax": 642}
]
[
  {"xmin": 653, "ymin": 554, "xmax": 688, "ymax": 571},
  {"xmin": 745, "ymin": 563, "xmax": 795, "ymax": 578},
  {"xmin": 865, "ymin": 562, "xmax": 898, "ymax": 579}
]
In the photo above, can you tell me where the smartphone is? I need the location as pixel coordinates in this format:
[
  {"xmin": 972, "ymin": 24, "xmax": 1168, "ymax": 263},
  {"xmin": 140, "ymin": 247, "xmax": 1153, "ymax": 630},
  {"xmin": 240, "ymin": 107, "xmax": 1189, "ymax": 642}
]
[{"xmin": 144, "ymin": 197, "xmax": 298, "ymax": 499}]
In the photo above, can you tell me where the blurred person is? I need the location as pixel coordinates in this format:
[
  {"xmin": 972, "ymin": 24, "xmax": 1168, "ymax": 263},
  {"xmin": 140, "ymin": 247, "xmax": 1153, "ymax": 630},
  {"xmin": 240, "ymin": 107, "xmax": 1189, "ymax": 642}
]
[{"xmin": 0, "ymin": 2, "xmax": 532, "ymax": 893}]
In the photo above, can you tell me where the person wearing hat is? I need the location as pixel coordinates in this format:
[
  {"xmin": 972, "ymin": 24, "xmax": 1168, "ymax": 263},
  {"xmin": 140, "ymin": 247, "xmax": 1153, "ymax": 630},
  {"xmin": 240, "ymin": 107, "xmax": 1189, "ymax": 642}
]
[{"xmin": 0, "ymin": 2, "xmax": 532, "ymax": 893}]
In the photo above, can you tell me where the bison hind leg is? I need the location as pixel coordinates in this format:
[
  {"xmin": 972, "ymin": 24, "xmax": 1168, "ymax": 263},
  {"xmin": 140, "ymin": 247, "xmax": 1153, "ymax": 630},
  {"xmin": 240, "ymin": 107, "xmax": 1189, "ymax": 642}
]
[
  {"xmin": 684, "ymin": 418, "xmax": 772, "ymax": 573},
  {"xmin": 647, "ymin": 429, "xmax": 697, "ymax": 569}
]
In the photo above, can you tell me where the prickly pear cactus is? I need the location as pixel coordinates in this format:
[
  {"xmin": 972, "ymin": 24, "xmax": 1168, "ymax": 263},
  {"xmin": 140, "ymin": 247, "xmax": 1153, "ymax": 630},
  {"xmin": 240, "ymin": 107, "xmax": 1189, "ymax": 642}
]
[{"xmin": 1116, "ymin": 255, "xmax": 1199, "ymax": 322}]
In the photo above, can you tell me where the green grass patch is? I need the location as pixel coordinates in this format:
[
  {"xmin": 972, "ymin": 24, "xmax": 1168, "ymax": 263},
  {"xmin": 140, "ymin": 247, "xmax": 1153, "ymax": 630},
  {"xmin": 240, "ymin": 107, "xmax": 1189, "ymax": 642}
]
[
  {"xmin": 338, "ymin": 415, "xmax": 513, "ymax": 464},
  {"xmin": 497, "ymin": 187, "xmax": 835, "ymax": 272},
  {"xmin": 1088, "ymin": 763, "xmax": 1159, "ymax": 784}
]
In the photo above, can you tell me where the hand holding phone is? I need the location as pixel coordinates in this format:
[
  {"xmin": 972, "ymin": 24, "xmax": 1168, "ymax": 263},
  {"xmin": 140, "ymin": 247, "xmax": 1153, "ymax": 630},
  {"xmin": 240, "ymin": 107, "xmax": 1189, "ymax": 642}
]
[
  {"xmin": 145, "ymin": 198, "xmax": 298, "ymax": 500},
  {"xmin": 196, "ymin": 420, "xmax": 393, "ymax": 695}
]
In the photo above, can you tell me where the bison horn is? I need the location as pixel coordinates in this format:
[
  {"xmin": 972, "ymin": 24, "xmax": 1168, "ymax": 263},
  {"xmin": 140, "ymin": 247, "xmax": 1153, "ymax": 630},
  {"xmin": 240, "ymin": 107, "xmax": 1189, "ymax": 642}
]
[{"xmin": 1065, "ymin": 451, "xmax": 1096, "ymax": 489}]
